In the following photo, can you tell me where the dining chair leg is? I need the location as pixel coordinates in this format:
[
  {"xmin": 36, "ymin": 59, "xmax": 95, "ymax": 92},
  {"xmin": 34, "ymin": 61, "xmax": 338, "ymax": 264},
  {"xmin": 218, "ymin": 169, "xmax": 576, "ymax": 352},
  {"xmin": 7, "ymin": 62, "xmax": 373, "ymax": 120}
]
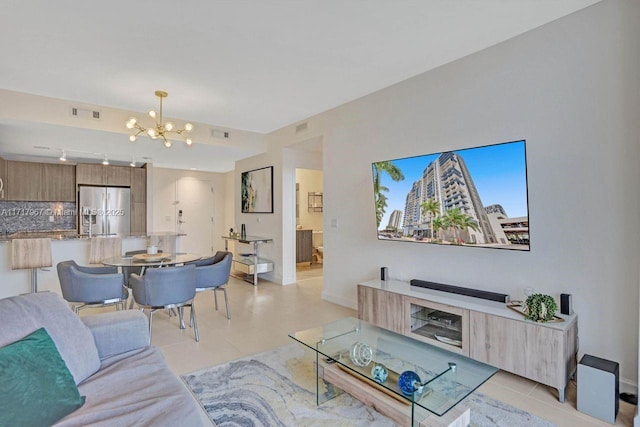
[
  {"xmin": 213, "ymin": 289, "xmax": 219, "ymax": 311},
  {"xmin": 222, "ymin": 287, "xmax": 230, "ymax": 320},
  {"xmin": 178, "ymin": 307, "xmax": 186, "ymax": 329},
  {"xmin": 190, "ymin": 303, "xmax": 199, "ymax": 342},
  {"xmin": 147, "ymin": 309, "xmax": 154, "ymax": 345}
]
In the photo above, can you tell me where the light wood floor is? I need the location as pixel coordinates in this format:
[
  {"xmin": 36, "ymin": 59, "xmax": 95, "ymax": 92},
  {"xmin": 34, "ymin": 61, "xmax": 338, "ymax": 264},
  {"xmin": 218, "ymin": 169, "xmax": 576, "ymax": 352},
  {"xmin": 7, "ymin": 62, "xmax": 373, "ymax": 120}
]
[{"xmin": 107, "ymin": 273, "xmax": 635, "ymax": 427}]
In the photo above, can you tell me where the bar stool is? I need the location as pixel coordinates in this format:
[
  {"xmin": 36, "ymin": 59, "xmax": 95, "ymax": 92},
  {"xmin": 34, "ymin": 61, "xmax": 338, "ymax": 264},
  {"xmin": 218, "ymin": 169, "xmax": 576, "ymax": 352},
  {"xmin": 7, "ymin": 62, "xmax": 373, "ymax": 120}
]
[
  {"xmin": 11, "ymin": 238, "xmax": 53, "ymax": 293},
  {"xmin": 89, "ymin": 236, "xmax": 122, "ymax": 264}
]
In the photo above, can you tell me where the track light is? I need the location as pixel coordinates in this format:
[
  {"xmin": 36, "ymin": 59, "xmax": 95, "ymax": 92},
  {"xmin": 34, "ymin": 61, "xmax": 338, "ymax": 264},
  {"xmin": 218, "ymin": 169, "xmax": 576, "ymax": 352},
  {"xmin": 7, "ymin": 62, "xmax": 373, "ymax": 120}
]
[
  {"xmin": 59, "ymin": 150, "xmax": 67, "ymax": 161},
  {"xmin": 102, "ymin": 155, "xmax": 109, "ymax": 165}
]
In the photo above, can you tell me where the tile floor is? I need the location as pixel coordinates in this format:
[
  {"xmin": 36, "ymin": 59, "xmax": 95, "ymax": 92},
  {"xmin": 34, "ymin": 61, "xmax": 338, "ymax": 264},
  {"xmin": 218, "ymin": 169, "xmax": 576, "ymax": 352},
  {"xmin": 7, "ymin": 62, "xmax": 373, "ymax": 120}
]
[{"xmin": 115, "ymin": 272, "xmax": 635, "ymax": 427}]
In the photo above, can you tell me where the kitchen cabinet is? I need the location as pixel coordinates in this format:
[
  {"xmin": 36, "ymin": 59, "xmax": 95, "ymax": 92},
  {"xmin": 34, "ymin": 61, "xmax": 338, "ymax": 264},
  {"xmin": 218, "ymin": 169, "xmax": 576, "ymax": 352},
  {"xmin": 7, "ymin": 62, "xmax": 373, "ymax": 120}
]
[
  {"xmin": 0, "ymin": 157, "xmax": 6, "ymax": 199},
  {"xmin": 130, "ymin": 168, "xmax": 147, "ymax": 233},
  {"xmin": 76, "ymin": 164, "xmax": 131, "ymax": 187},
  {"xmin": 7, "ymin": 161, "xmax": 44, "ymax": 201},
  {"xmin": 131, "ymin": 168, "xmax": 146, "ymax": 203},
  {"xmin": 6, "ymin": 161, "xmax": 75, "ymax": 201},
  {"xmin": 42, "ymin": 163, "xmax": 76, "ymax": 201},
  {"xmin": 76, "ymin": 163, "xmax": 106, "ymax": 186},
  {"xmin": 106, "ymin": 166, "xmax": 131, "ymax": 186},
  {"xmin": 296, "ymin": 229, "xmax": 313, "ymax": 265},
  {"xmin": 131, "ymin": 201, "xmax": 146, "ymax": 233}
]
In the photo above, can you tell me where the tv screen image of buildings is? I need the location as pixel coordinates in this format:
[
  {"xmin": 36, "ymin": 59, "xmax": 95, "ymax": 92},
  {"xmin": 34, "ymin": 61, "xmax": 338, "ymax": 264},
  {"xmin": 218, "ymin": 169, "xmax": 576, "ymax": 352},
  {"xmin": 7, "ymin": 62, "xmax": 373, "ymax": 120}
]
[{"xmin": 372, "ymin": 140, "xmax": 529, "ymax": 251}]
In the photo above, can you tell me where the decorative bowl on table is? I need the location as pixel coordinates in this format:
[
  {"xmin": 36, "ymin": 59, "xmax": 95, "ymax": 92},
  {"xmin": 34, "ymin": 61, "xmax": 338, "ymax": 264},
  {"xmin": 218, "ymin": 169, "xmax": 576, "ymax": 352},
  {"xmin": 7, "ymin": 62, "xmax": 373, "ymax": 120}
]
[
  {"xmin": 132, "ymin": 253, "xmax": 167, "ymax": 263},
  {"xmin": 371, "ymin": 364, "xmax": 388, "ymax": 383},
  {"xmin": 349, "ymin": 342, "xmax": 373, "ymax": 367},
  {"xmin": 398, "ymin": 370, "xmax": 422, "ymax": 397}
]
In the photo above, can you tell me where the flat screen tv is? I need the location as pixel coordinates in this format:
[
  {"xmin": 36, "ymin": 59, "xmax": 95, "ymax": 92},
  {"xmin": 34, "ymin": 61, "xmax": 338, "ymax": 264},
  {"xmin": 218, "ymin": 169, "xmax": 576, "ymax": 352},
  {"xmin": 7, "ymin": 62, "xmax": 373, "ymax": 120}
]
[{"xmin": 372, "ymin": 140, "xmax": 529, "ymax": 251}]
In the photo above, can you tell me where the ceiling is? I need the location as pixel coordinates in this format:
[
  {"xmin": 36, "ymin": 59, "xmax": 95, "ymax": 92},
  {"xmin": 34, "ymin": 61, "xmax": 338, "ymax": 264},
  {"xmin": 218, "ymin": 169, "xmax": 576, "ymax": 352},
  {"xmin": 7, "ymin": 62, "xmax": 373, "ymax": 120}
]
[{"xmin": 0, "ymin": 0, "xmax": 600, "ymax": 171}]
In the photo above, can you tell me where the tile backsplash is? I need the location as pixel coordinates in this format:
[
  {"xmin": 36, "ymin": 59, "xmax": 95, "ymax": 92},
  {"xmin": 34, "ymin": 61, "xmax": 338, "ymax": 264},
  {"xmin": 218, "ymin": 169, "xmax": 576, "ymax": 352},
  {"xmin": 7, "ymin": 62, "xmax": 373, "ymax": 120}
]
[{"xmin": 0, "ymin": 201, "xmax": 76, "ymax": 234}]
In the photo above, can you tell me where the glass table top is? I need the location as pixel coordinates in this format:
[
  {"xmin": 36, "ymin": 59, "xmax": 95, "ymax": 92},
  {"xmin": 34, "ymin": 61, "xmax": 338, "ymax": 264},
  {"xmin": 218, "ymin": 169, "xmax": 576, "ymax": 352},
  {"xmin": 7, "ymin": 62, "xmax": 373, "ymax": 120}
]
[
  {"xmin": 289, "ymin": 317, "xmax": 498, "ymax": 417},
  {"xmin": 101, "ymin": 252, "xmax": 201, "ymax": 267}
]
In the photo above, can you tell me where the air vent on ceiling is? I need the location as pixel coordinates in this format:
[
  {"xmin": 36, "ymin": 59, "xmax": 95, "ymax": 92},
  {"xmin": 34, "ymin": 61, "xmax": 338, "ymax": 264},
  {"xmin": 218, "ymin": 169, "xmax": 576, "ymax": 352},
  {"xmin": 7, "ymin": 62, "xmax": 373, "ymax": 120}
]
[
  {"xmin": 210, "ymin": 129, "xmax": 230, "ymax": 139},
  {"xmin": 295, "ymin": 122, "xmax": 308, "ymax": 133},
  {"xmin": 70, "ymin": 106, "xmax": 101, "ymax": 120},
  {"xmin": 33, "ymin": 145, "xmax": 51, "ymax": 150}
]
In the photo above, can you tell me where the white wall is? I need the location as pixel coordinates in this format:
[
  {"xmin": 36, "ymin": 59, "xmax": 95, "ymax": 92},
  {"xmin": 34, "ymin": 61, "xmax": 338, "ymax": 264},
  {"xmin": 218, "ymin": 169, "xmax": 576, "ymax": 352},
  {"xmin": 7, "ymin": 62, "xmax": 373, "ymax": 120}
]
[
  {"xmin": 234, "ymin": 151, "xmax": 283, "ymax": 283},
  {"xmin": 150, "ymin": 167, "xmax": 228, "ymax": 253},
  {"xmin": 266, "ymin": 0, "xmax": 640, "ymax": 387}
]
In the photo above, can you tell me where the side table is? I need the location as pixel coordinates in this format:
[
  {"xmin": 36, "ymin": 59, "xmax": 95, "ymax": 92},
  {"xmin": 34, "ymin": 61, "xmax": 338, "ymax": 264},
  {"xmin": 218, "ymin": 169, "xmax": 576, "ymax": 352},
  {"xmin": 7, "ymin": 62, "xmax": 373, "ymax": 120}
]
[{"xmin": 222, "ymin": 235, "xmax": 273, "ymax": 286}]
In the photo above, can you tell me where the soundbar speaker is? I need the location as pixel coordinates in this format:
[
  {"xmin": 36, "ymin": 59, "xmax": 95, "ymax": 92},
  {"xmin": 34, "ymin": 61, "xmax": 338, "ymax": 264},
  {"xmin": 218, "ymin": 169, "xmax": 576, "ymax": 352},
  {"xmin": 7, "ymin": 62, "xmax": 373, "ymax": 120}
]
[{"xmin": 560, "ymin": 293, "xmax": 573, "ymax": 315}]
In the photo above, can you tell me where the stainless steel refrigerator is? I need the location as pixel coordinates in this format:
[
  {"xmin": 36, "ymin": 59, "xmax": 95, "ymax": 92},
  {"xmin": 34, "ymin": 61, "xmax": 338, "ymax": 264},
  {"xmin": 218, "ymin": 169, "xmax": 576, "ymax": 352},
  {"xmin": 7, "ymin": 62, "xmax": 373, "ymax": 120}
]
[{"xmin": 79, "ymin": 186, "xmax": 131, "ymax": 235}]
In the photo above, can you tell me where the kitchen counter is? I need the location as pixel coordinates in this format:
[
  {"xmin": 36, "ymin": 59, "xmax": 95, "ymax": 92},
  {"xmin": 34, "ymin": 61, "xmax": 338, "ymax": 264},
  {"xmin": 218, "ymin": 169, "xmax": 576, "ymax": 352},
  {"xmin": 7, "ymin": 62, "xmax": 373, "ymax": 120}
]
[
  {"xmin": 0, "ymin": 231, "xmax": 186, "ymax": 242},
  {"xmin": 0, "ymin": 232, "xmax": 186, "ymax": 298}
]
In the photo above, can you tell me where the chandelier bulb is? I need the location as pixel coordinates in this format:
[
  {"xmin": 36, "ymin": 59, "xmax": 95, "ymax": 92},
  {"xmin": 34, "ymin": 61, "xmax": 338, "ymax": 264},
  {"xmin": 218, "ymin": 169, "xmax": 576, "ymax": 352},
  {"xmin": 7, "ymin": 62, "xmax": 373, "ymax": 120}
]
[
  {"xmin": 186, "ymin": 138, "xmax": 193, "ymax": 146},
  {"xmin": 147, "ymin": 128, "xmax": 157, "ymax": 137},
  {"xmin": 164, "ymin": 122, "xmax": 174, "ymax": 132},
  {"xmin": 126, "ymin": 118, "xmax": 137, "ymax": 129},
  {"xmin": 184, "ymin": 123, "xmax": 194, "ymax": 132},
  {"xmin": 164, "ymin": 140, "xmax": 172, "ymax": 148},
  {"xmin": 129, "ymin": 135, "xmax": 137, "ymax": 142},
  {"xmin": 148, "ymin": 110, "xmax": 157, "ymax": 118}
]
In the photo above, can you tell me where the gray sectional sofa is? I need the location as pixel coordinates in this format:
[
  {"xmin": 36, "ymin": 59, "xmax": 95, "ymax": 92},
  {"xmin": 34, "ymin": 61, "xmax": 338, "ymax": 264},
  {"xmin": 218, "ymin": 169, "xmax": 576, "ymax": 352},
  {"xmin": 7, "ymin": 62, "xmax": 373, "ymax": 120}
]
[{"xmin": 0, "ymin": 292, "xmax": 212, "ymax": 426}]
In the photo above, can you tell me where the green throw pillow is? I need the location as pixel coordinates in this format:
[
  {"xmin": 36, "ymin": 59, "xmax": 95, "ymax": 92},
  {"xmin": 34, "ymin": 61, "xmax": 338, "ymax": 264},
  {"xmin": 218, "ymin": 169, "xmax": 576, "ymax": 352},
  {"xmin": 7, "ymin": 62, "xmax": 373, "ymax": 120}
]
[{"xmin": 0, "ymin": 327, "xmax": 86, "ymax": 426}]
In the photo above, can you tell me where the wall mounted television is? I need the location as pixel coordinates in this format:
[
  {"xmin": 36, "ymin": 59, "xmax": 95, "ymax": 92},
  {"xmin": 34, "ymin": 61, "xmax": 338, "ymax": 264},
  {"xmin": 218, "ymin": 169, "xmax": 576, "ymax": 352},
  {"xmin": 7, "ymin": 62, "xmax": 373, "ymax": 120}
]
[{"xmin": 372, "ymin": 140, "xmax": 529, "ymax": 251}]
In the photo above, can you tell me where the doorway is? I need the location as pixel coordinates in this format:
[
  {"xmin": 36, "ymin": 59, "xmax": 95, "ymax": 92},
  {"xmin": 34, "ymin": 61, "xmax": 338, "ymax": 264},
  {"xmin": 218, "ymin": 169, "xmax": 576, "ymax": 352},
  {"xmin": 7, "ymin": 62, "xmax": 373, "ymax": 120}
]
[
  {"xmin": 176, "ymin": 177, "xmax": 215, "ymax": 256},
  {"xmin": 295, "ymin": 168, "xmax": 323, "ymax": 279}
]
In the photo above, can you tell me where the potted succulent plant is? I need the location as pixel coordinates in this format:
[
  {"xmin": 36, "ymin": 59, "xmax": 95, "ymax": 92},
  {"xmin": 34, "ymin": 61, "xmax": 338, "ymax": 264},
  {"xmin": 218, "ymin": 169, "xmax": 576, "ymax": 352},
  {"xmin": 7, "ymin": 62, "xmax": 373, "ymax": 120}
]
[{"xmin": 525, "ymin": 293, "xmax": 558, "ymax": 322}]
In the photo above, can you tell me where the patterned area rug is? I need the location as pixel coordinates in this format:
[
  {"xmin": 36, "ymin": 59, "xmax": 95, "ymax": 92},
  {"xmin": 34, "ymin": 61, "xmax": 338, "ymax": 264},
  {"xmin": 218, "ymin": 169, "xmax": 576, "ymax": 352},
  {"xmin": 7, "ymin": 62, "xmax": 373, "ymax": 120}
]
[{"xmin": 182, "ymin": 343, "xmax": 555, "ymax": 427}]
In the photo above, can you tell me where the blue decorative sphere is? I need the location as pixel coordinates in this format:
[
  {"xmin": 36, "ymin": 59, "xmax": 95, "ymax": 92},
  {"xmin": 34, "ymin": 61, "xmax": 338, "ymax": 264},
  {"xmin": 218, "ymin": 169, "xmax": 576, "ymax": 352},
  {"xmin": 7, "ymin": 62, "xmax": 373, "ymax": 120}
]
[
  {"xmin": 398, "ymin": 370, "xmax": 422, "ymax": 396},
  {"xmin": 371, "ymin": 364, "xmax": 388, "ymax": 383}
]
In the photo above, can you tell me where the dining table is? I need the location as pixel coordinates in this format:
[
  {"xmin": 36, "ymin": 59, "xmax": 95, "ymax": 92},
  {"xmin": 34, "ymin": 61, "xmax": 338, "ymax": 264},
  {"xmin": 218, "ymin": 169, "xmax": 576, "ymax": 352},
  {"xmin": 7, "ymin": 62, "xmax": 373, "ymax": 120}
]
[
  {"xmin": 101, "ymin": 252, "xmax": 202, "ymax": 271},
  {"xmin": 102, "ymin": 252, "xmax": 202, "ymax": 310}
]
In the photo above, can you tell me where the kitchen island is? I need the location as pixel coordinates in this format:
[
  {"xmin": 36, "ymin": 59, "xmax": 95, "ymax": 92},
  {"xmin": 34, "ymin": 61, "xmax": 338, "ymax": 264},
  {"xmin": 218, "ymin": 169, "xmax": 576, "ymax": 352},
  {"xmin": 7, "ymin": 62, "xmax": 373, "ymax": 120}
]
[{"xmin": 0, "ymin": 232, "xmax": 184, "ymax": 298}]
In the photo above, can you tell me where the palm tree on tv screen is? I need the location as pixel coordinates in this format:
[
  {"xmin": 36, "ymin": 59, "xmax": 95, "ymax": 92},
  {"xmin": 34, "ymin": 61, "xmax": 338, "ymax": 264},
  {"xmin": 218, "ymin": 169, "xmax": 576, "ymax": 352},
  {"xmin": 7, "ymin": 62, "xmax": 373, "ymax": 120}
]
[
  {"xmin": 444, "ymin": 208, "xmax": 466, "ymax": 243},
  {"xmin": 372, "ymin": 161, "xmax": 404, "ymax": 228},
  {"xmin": 442, "ymin": 207, "xmax": 479, "ymax": 244},
  {"xmin": 420, "ymin": 198, "xmax": 440, "ymax": 241},
  {"xmin": 432, "ymin": 217, "xmax": 445, "ymax": 240}
]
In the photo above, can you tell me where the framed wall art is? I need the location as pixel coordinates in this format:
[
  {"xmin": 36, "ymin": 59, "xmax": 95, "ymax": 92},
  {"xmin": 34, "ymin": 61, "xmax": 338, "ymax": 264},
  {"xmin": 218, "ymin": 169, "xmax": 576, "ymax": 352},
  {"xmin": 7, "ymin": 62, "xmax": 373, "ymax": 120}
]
[{"xmin": 241, "ymin": 166, "xmax": 274, "ymax": 213}]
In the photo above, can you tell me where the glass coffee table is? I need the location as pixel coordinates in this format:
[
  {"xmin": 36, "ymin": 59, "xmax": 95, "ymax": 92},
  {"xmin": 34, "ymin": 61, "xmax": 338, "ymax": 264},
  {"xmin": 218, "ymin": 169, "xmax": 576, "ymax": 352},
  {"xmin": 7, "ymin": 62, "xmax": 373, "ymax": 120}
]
[{"xmin": 289, "ymin": 317, "xmax": 498, "ymax": 426}]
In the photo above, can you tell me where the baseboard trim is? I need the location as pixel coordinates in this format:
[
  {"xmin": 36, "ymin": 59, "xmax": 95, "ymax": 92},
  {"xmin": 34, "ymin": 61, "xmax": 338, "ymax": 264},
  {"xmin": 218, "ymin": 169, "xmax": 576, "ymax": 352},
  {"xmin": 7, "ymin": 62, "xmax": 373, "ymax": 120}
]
[{"xmin": 322, "ymin": 291, "xmax": 357, "ymax": 310}]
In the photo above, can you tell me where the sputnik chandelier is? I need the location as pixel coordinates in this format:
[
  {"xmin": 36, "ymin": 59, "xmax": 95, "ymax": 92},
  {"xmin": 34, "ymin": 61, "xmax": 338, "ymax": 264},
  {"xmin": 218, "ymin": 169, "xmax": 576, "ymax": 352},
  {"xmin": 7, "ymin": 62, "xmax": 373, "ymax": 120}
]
[{"xmin": 126, "ymin": 90, "xmax": 194, "ymax": 148}]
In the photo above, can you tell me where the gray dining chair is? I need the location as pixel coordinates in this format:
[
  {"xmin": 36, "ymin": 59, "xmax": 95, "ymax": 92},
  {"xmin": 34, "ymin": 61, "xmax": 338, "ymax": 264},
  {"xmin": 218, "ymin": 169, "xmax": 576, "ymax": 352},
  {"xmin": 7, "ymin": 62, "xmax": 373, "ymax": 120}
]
[
  {"xmin": 189, "ymin": 251, "xmax": 233, "ymax": 320},
  {"xmin": 129, "ymin": 264, "xmax": 199, "ymax": 342},
  {"xmin": 122, "ymin": 249, "xmax": 163, "ymax": 309},
  {"xmin": 57, "ymin": 260, "xmax": 128, "ymax": 313}
]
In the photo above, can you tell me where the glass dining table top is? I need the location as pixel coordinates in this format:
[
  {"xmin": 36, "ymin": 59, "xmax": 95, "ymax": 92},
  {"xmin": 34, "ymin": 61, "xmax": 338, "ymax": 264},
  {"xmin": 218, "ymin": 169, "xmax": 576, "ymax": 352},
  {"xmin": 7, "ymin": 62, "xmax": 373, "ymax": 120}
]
[{"xmin": 101, "ymin": 252, "xmax": 201, "ymax": 267}]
